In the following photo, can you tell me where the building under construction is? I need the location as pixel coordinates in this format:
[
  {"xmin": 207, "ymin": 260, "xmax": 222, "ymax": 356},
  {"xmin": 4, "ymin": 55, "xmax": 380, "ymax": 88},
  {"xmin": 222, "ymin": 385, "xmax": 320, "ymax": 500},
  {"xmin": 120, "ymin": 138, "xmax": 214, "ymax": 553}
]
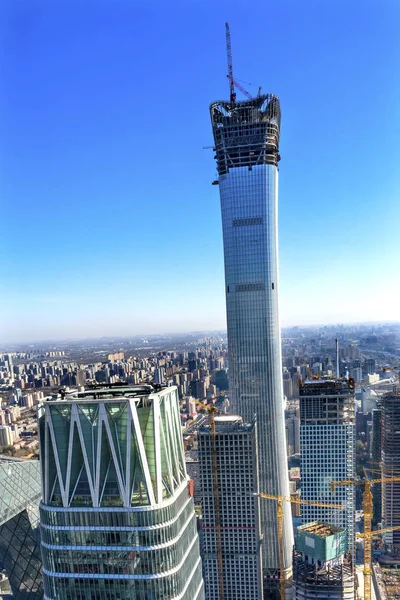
[
  {"xmin": 210, "ymin": 24, "xmax": 294, "ymax": 590},
  {"xmin": 198, "ymin": 416, "xmax": 263, "ymax": 600},
  {"xmin": 381, "ymin": 390, "xmax": 400, "ymax": 551},
  {"xmin": 292, "ymin": 522, "xmax": 355, "ymax": 600},
  {"xmin": 299, "ymin": 380, "xmax": 356, "ymax": 556}
]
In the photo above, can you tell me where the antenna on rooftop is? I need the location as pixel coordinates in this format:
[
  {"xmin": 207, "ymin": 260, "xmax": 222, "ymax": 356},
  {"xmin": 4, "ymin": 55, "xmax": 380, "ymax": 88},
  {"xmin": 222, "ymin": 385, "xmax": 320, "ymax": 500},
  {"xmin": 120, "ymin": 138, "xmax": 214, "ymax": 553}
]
[{"xmin": 336, "ymin": 338, "xmax": 340, "ymax": 379}]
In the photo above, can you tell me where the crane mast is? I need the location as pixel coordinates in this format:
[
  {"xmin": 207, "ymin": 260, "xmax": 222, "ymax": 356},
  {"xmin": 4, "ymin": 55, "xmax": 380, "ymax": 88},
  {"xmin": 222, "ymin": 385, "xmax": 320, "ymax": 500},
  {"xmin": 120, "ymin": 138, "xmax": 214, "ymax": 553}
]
[
  {"xmin": 225, "ymin": 22, "xmax": 253, "ymax": 102},
  {"xmin": 194, "ymin": 400, "xmax": 224, "ymax": 600},
  {"xmin": 225, "ymin": 22, "xmax": 236, "ymax": 103}
]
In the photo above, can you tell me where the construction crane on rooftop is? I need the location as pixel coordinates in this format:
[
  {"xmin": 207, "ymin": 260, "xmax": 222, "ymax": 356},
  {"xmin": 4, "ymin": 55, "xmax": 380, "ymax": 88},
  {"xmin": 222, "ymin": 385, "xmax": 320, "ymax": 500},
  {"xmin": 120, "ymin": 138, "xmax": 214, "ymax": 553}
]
[
  {"xmin": 255, "ymin": 491, "xmax": 344, "ymax": 600},
  {"xmin": 331, "ymin": 468, "xmax": 400, "ymax": 600},
  {"xmin": 194, "ymin": 399, "xmax": 224, "ymax": 600},
  {"xmin": 300, "ymin": 358, "xmax": 320, "ymax": 380},
  {"xmin": 225, "ymin": 22, "xmax": 255, "ymax": 103}
]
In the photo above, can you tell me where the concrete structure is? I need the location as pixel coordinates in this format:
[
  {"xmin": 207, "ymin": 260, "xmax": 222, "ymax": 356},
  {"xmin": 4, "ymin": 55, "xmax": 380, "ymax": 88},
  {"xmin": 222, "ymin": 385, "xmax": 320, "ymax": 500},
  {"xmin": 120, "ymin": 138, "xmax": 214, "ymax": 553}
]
[
  {"xmin": 299, "ymin": 380, "xmax": 356, "ymax": 557},
  {"xmin": 0, "ymin": 459, "xmax": 43, "ymax": 598},
  {"xmin": 292, "ymin": 522, "xmax": 355, "ymax": 599},
  {"xmin": 210, "ymin": 93, "xmax": 293, "ymax": 584},
  {"xmin": 198, "ymin": 415, "xmax": 263, "ymax": 600},
  {"xmin": 381, "ymin": 390, "xmax": 400, "ymax": 549},
  {"xmin": 38, "ymin": 385, "xmax": 204, "ymax": 600}
]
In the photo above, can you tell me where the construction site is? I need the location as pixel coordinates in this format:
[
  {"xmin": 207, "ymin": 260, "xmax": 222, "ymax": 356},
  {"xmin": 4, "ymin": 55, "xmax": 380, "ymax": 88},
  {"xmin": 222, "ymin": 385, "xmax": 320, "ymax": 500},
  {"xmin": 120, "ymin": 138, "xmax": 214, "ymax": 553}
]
[
  {"xmin": 292, "ymin": 522, "xmax": 355, "ymax": 600},
  {"xmin": 373, "ymin": 563, "xmax": 400, "ymax": 599}
]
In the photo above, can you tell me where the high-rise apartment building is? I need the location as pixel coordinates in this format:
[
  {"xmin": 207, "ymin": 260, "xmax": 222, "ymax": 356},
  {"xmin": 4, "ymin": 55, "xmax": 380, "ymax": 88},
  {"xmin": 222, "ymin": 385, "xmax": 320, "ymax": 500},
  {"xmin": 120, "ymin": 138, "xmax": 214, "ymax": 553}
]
[
  {"xmin": 38, "ymin": 385, "xmax": 204, "ymax": 600},
  {"xmin": 292, "ymin": 522, "xmax": 354, "ymax": 600},
  {"xmin": 299, "ymin": 380, "xmax": 356, "ymax": 556},
  {"xmin": 381, "ymin": 390, "xmax": 400, "ymax": 548},
  {"xmin": 210, "ymin": 93, "xmax": 293, "ymax": 580},
  {"xmin": 0, "ymin": 424, "xmax": 14, "ymax": 446},
  {"xmin": 198, "ymin": 415, "xmax": 263, "ymax": 600}
]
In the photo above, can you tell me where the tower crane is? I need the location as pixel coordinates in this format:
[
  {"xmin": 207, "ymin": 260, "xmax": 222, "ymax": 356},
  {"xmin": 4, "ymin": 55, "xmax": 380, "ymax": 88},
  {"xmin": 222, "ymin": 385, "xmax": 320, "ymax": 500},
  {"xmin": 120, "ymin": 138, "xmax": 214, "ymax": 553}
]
[
  {"xmin": 331, "ymin": 470, "xmax": 400, "ymax": 600},
  {"xmin": 225, "ymin": 22, "xmax": 253, "ymax": 103},
  {"xmin": 300, "ymin": 359, "xmax": 320, "ymax": 380},
  {"xmin": 194, "ymin": 400, "xmax": 224, "ymax": 600},
  {"xmin": 255, "ymin": 491, "xmax": 344, "ymax": 600}
]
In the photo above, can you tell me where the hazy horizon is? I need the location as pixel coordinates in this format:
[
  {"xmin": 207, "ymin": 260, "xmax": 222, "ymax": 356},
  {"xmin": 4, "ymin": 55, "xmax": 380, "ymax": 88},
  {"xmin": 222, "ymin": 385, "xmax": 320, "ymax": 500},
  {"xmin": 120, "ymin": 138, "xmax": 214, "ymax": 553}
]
[
  {"xmin": 2, "ymin": 1, "xmax": 399, "ymax": 344},
  {"xmin": 2, "ymin": 319, "xmax": 399, "ymax": 347}
]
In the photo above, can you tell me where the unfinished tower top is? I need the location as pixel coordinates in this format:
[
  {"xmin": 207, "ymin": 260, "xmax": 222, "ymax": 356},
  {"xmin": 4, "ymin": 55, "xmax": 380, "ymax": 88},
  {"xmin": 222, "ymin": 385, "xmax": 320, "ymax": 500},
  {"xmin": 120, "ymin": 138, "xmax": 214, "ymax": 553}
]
[{"xmin": 210, "ymin": 94, "xmax": 281, "ymax": 174}]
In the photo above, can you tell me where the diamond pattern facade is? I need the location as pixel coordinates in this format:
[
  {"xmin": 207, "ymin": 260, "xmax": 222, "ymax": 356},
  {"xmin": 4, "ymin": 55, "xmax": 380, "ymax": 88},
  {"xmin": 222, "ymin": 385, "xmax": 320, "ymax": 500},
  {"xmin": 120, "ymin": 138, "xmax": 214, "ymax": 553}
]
[
  {"xmin": 0, "ymin": 460, "xmax": 43, "ymax": 599},
  {"xmin": 38, "ymin": 386, "xmax": 204, "ymax": 600}
]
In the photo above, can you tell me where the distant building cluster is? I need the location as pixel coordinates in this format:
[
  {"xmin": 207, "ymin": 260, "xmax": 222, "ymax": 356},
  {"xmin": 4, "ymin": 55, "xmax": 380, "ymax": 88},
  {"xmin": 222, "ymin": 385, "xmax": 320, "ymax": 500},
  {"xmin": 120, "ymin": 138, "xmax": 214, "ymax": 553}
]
[{"xmin": 0, "ymin": 50, "xmax": 399, "ymax": 599}]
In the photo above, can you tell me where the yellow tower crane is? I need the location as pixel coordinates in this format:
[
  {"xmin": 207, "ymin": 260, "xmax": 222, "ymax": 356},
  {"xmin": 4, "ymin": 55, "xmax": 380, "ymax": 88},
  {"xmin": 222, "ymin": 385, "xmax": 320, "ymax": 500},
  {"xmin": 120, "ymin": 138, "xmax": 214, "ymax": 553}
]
[
  {"xmin": 255, "ymin": 492, "xmax": 344, "ymax": 600},
  {"xmin": 193, "ymin": 400, "xmax": 224, "ymax": 600},
  {"xmin": 331, "ymin": 471, "xmax": 400, "ymax": 600},
  {"xmin": 300, "ymin": 358, "xmax": 320, "ymax": 380}
]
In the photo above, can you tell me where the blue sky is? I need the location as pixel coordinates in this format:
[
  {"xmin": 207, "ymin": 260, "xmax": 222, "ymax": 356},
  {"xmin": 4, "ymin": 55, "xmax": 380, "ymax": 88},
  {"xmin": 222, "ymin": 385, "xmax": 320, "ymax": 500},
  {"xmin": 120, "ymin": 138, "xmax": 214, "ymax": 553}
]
[{"xmin": 1, "ymin": 0, "xmax": 399, "ymax": 342}]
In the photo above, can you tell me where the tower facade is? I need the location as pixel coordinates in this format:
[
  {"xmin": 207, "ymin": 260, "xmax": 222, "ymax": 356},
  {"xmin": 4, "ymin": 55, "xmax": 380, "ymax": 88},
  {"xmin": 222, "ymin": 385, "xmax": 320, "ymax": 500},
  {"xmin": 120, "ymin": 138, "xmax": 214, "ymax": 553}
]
[
  {"xmin": 299, "ymin": 380, "xmax": 356, "ymax": 556},
  {"xmin": 38, "ymin": 386, "xmax": 204, "ymax": 600},
  {"xmin": 381, "ymin": 390, "xmax": 400, "ymax": 548},
  {"xmin": 210, "ymin": 96, "xmax": 293, "ymax": 577},
  {"xmin": 198, "ymin": 415, "xmax": 263, "ymax": 599}
]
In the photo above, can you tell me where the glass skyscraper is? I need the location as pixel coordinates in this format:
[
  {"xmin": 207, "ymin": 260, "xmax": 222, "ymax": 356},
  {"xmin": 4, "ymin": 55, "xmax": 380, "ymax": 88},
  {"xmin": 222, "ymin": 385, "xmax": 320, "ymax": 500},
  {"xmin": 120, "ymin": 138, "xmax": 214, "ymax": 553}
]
[
  {"xmin": 299, "ymin": 379, "xmax": 356, "ymax": 557},
  {"xmin": 210, "ymin": 95, "xmax": 294, "ymax": 581},
  {"xmin": 38, "ymin": 385, "xmax": 204, "ymax": 600}
]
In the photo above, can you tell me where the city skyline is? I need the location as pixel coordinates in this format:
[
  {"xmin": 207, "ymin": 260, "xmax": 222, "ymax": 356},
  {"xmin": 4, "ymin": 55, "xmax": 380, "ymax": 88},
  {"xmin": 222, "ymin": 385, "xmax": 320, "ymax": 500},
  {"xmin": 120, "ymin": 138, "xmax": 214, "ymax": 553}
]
[
  {"xmin": 1, "ymin": 320, "xmax": 400, "ymax": 346},
  {"xmin": 1, "ymin": 0, "xmax": 400, "ymax": 343}
]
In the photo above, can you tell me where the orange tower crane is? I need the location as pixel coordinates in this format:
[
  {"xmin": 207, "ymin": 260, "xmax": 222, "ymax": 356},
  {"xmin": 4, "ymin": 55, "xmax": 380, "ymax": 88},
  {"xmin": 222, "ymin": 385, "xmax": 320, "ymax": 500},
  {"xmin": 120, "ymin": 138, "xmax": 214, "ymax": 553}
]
[
  {"xmin": 331, "ymin": 471, "xmax": 400, "ymax": 600},
  {"xmin": 194, "ymin": 400, "xmax": 224, "ymax": 600},
  {"xmin": 255, "ymin": 492, "xmax": 344, "ymax": 600}
]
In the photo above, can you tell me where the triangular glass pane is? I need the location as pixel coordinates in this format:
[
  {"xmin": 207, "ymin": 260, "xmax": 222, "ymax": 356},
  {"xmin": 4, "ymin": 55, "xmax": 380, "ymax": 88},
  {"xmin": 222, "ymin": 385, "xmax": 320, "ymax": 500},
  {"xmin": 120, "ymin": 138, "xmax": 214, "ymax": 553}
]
[
  {"xmin": 47, "ymin": 424, "xmax": 58, "ymax": 501},
  {"xmin": 160, "ymin": 428, "xmax": 172, "ymax": 498},
  {"xmin": 98, "ymin": 422, "xmax": 111, "ymax": 497},
  {"xmin": 49, "ymin": 406, "xmax": 70, "ymax": 481},
  {"xmin": 77, "ymin": 408, "xmax": 95, "ymax": 477},
  {"xmin": 79, "ymin": 403, "xmax": 98, "ymax": 424},
  {"xmin": 101, "ymin": 459, "xmax": 122, "ymax": 507},
  {"xmin": 68, "ymin": 426, "xmax": 84, "ymax": 502},
  {"xmin": 131, "ymin": 424, "xmax": 150, "ymax": 506},
  {"xmin": 106, "ymin": 402, "xmax": 125, "ymax": 423},
  {"xmin": 51, "ymin": 477, "xmax": 62, "ymax": 505},
  {"xmin": 72, "ymin": 462, "xmax": 92, "ymax": 499},
  {"xmin": 53, "ymin": 405, "xmax": 72, "ymax": 421},
  {"xmin": 104, "ymin": 412, "xmax": 124, "ymax": 483},
  {"xmin": 140, "ymin": 405, "xmax": 156, "ymax": 496},
  {"xmin": 114, "ymin": 404, "xmax": 128, "ymax": 474}
]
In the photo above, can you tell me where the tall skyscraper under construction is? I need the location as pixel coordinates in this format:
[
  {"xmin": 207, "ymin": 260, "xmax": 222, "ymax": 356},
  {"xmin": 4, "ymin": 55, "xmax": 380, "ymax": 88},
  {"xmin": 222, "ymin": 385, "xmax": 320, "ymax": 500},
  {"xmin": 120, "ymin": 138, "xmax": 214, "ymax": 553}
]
[
  {"xmin": 209, "ymin": 38, "xmax": 293, "ymax": 585},
  {"xmin": 38, "ymin": 385, "xmax": 204, "ymax": 600}
]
